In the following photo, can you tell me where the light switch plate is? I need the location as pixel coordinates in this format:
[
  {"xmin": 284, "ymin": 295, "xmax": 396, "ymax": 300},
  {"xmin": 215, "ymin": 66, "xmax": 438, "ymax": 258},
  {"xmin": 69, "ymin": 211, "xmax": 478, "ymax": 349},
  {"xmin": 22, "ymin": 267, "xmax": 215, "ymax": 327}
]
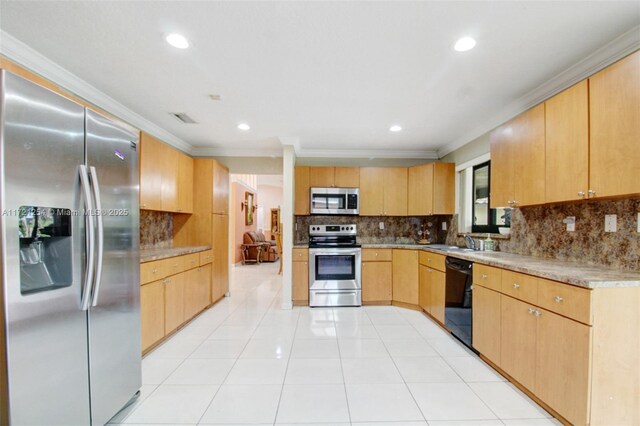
[
  {"xmin": 379, "ymin": 222, "xmax": 384, "ymax": 230},
  {"xmin": 563, "ymin": 216, "xmax": 576, "ymax": 232},
  {"xmin": 442, "ymin": 222, "xmax": 447, "ymax": 231},
  {"xmin": 605, "ymin": 214, "xmax": 617, "ymax": 232}
]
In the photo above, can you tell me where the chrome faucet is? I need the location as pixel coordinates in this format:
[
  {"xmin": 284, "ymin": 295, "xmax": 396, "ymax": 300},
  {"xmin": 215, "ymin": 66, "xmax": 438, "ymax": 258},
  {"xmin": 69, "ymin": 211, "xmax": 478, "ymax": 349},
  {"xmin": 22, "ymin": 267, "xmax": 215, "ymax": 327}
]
[{"xmin": 464, "ymin": 235, "xmax": 476, "ymax": 250}]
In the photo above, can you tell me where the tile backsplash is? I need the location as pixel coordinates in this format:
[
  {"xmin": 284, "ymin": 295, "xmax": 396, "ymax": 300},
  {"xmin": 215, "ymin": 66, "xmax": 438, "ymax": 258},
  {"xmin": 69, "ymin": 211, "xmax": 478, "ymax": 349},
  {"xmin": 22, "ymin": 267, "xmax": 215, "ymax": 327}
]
[
  {"xmin": 140, "ymin": 210, "xmax": 173, "ymax": 249},
  {"xmin": 294, "ymin": 215, "xmax": 451, "ymax": 245},
  {"xmin": 447, "ymin": 198, "xmax": 639, "ymax": 271}
]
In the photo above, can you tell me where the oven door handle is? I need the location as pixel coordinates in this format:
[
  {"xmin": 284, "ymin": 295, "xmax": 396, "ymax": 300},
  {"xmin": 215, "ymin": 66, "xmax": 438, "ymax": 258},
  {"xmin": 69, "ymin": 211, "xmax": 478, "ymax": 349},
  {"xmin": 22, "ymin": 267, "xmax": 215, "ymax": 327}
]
[
  {"xmin": 309, "ymin": 248, "xmax": 361, "ymax": 256},
  {"xmin": 313, "ymin": 291, "xmax": 359, "ymax": 296}
]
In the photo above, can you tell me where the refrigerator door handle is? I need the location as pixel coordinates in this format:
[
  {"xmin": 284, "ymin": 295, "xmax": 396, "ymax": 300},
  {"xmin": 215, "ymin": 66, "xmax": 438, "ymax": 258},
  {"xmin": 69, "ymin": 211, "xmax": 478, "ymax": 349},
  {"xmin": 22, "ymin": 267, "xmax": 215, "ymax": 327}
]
[
  {"xmin": 79, "ymin": 165, "xmax": 96, "ymax": 311},
  {"xmin": 89, "ymin": 166, "xmax": 104, "ymax": 307}
]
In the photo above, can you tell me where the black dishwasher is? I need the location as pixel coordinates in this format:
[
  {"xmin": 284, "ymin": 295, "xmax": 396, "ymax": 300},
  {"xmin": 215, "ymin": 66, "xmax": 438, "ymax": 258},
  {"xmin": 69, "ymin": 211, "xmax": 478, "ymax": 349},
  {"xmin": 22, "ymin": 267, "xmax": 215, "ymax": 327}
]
[{"xmin": 444, "ymin": 257, "xmax": 475, "ymax": 351}]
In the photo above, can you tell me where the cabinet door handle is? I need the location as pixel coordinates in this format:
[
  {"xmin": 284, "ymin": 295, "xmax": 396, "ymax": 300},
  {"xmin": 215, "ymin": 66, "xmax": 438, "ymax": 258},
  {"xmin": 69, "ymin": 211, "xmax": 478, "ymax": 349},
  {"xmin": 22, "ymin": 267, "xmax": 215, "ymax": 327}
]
[
  {"xmin": 577, "ymin": 191, "xmax": 585, "ymax": 198},
  {"xmin": 152, "ymin": 268, "xmax": 158, "ymax": 274},
  {"xmin": 375, "ymin": 252, "xmax": 378, "ymax": 257},
  {"xmin": 588, "ymin": 189, "xmax": 596, "ymax": 198},
  {"xmin": 513, "ymin": 283, "xmax": 520, "ymax": 289},
  {"xmin": 534, "ymin": 310, "xmax": 542, "ymax": 317},
  {"xmin": 554, "ymin": 296, "xmax": 564, "ymax": 303},
  {"xmin": 528, "ymin": 308, "xmax": 535, "ymax": 315}
]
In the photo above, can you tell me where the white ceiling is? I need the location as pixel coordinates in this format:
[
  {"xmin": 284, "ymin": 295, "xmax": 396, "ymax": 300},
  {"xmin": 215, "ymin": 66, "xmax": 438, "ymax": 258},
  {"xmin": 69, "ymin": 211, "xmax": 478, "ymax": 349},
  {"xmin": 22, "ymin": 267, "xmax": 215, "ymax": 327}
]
[{"xmin": 1, "ymin": 1, "xmax": 638, "ymax": 158}]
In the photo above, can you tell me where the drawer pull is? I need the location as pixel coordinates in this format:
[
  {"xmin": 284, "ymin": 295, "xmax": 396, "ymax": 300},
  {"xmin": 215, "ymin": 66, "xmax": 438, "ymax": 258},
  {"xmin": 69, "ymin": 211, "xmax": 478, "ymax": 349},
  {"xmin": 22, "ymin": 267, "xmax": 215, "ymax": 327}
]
[
  {"xmin": 528, "ymin": 308, "xmax": 536, "ymax": 315},
  {"xmin": 554, "ymin": 296, "xmax": 564, "ymax": 303},
  {"xmin": 173, "ymin": 263, "xmax": 178, "ymax": 267},
  {"xmin": 513, "ymin": 283, "xmax": 520, "ymax": 289},
  {"xmin": 482, "ymin": 274, "xmax": 487, "ymax": 279},
  {"xmin": 534, "ymin": 310, "xmax": 542, "ymax": 317},
  {"xmin": 375, "ymin": 253, "xmax": 378, "ymax": 257},
  {"xmin": 152, "ymin": 268, "xmax": 158, "ymax": 274}
]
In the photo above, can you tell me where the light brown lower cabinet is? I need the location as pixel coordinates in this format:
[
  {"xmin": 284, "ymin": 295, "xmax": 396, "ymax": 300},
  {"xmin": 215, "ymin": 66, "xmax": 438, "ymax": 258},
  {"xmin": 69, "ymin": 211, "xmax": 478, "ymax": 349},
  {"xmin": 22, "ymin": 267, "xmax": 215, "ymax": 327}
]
[
  {"xmin": 392, "ymin": 250, "xmax": 419, "ymax": 305},
  {"xmin": 471, "ymin": 285, "xmax": 501, "ymax": 365},
  {"xmin": 292, "ymin": 249, "xmax": 309, "ymax": 305},
  {"xmin": 141, "ymin": 252, "xmax": 216, "ymax": 354},
  {"xmin": 164, "ymin": 274, "xmax": 185, "ymax": 334},
  {"xmin": 362, "ymin": 261, "xmax": 392, "ymax": 303},
  {"xmin": 418, "ymin": 265, "xmax": 445, "ymax": 324},
  {"xmin": 472, "ymin": 262, "xmax": 639, "ymax": 426},
  {"xmin": 535, "ymin": 307, "xmax": 591, "ymax": 426},
  {"xmin": 141, "ymin": 280, "xmax": 164, "ymax": 352},
  {"xmin": 500, "ymin": 295, "xmax": 538, "ymax": 391}
]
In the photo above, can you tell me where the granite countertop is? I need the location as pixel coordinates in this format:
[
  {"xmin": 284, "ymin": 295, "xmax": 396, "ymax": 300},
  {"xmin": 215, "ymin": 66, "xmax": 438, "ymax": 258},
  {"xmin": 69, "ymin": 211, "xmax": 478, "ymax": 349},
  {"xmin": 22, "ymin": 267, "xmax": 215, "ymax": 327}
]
[
  {"xmin": 140, "ymin": 246, "xmax": 212, "ymax": 263},
  {"xmin": 294, "ymin": 243, "xmax": 640, "ymax": 289}
]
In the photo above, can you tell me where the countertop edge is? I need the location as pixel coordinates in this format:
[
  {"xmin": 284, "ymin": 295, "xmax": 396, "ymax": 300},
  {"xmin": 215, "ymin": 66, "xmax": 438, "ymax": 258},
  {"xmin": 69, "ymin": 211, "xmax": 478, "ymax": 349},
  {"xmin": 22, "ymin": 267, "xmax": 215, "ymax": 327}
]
[
  {"xmin": 292, "ymin": 243, "xmax": 640, "ymax": 289},
  {"xmin": 140, "ymin": 246, "xmax": 212, "ymax": 263}
]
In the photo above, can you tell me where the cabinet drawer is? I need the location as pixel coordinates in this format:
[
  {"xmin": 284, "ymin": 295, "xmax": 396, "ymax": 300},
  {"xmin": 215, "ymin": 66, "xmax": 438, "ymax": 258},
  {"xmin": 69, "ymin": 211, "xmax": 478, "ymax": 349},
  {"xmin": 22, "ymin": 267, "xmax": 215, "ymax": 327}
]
[
  {"xmin": 163, "ymin": 256, "xmax": 185, "ymax": 277},
  {"xmin": 293, "ymin": 248, "xmax": 309, "ymax": 262},
  {"xmin": 501, "ymin": 270, "xmax": 538, "ymax": 305},
  {"xmin": 473, "ymin": 264, "xmax": 502, "ymax": 292},
  {"xmin": 183, "ymin": 253, "xmax": 200, "ymax": 270},
  {"xmin": 362, "ymin": 249, "xmax": 392, "ymax": 262},
  {"xmin": 140, "ymin": 261, "xmax": 167, "ymax": 284},
  {"xmin": 199, "ymin": 249, "xmax": 214, "ymax": 266},
  {"xmin": 419, "ymin": 251, "xmax": 446, "ymax": 271},
  {"xmin": 537, "ymin": 279, "xmax": 592, "ymax": 325}
]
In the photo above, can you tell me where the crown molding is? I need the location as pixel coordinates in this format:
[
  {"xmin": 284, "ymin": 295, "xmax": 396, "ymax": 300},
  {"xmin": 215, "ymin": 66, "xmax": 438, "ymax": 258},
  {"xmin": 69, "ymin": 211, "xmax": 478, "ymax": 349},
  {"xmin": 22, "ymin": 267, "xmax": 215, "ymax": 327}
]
[
  {"xmin": 437, "ymin": 25, "xmax": 640, "ymax": 159},
  {"xmin": 0, "ymin": 30, "xmax": 192, "ymax": 154},
  {"xmin": 191, "ymin": 146, "xmax": 284, "ymax": 158},
  {"xmin": 294, "ymin": 148, "xmax": 439, "ymax": 159}
]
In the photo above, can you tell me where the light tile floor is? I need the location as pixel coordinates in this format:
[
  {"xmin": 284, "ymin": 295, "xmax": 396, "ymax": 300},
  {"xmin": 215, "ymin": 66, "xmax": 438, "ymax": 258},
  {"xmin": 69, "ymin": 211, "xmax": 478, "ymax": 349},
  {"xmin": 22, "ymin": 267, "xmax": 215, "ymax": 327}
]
[{"xmin": 110, "ymin": 261, "xmax": 561, "ymax": 426}]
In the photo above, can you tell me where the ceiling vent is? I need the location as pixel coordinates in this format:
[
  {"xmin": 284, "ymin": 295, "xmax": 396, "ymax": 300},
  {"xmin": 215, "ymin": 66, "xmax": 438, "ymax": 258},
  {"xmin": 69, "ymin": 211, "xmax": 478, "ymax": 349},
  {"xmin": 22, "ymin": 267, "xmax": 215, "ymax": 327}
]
[{"xmin": 170, "ymin": 112, "xmax": 198, "ymax": 124}]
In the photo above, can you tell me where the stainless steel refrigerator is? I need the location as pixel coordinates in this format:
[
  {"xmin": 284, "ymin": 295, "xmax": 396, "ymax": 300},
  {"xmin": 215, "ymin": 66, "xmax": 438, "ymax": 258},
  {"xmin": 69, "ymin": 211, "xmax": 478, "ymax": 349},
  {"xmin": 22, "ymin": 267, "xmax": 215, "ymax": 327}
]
[{"xmin": 0, "ymin": 70, "xmax": 141, "ymax": 425}]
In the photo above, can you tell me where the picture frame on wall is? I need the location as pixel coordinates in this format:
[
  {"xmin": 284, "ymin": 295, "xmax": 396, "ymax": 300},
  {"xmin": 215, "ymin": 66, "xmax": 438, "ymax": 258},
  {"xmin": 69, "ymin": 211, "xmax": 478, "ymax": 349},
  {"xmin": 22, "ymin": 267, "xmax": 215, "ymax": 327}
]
[{"xmin": 245, "ymin": 191, "xmax": 254, "ymax": 225}]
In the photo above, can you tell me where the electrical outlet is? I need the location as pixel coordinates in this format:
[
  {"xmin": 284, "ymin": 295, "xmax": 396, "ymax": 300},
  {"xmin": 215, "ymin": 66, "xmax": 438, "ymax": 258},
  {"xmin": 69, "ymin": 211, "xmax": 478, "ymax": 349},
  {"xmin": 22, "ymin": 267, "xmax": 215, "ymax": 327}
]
[
  {"xmin": 379, "ymin": 222, "xmax": 384, "ymax": 230},
  {"xmin": 605, "ymin": 214, "xmax": 617, "ymax": 233},
  {"xmin": 637, "ymin": 213, "xmax": 640, "ymax": 233},
  {"xmin": 563, "ymin": 216, "xmax": 576, "ymax": 232},
  {"xmin": 442, "ymin": 222, "xmax": 447, "ymax": 231}
]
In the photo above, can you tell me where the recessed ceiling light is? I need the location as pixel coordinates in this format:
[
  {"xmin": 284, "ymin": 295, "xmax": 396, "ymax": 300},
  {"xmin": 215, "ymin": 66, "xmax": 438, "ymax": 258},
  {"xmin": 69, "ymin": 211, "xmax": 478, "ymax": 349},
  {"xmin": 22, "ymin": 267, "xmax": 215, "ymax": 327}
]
[
  {"xmin": 209, "ymin": 94, "xmax": 221, "ymax": 101},
  {"xmin": 454, "ymin": 37, "xmax": 476, "ymax": 52},
  {"xmin": 165, "ymin": 33, "xmax": 189, "ymax": 49},
  {"xmin": 389, "ymin": 125, "xmax": 402, "ymax": 132},
  {"xmin": 237, "ymin": 123, "xmax": 251, "ymax": 131}
]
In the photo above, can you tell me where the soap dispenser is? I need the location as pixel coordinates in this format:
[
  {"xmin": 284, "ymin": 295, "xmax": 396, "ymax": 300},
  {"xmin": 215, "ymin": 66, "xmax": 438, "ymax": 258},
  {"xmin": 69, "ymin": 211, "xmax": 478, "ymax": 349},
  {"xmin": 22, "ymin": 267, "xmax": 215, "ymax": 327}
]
[{"xmin": 484, "ymin": 233, "xmax": 495, "ymax": 251}]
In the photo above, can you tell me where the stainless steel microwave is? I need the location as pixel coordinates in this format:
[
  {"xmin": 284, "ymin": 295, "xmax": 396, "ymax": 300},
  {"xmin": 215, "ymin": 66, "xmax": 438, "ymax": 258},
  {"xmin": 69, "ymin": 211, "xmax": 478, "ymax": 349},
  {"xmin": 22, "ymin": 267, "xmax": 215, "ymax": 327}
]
[{"xmin": 310, "ymin": 187, "xmax": 359, "ymax": 215}]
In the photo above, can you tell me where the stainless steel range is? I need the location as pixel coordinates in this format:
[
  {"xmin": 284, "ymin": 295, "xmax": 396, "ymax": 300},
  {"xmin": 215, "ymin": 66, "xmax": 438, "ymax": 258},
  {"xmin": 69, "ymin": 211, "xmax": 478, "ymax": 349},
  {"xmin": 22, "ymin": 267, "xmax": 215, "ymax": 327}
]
[{"xmin": 308, "ymin": 224, "xmax": 361, "ymax": 307}]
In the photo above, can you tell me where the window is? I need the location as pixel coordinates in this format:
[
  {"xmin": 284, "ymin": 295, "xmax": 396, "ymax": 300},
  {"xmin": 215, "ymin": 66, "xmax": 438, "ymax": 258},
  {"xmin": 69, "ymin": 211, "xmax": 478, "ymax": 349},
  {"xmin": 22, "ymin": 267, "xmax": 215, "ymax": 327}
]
[{"xmin": 471, "ymin": 161, "xmax": 510, "ymax": 233}]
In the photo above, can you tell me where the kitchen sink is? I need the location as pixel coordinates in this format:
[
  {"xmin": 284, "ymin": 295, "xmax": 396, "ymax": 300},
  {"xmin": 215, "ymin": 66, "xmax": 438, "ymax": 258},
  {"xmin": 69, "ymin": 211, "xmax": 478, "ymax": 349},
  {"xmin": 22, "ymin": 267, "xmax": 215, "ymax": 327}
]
[{"xmin": 427, "ymin": 244, "xmax": 475, "ymax": 253}]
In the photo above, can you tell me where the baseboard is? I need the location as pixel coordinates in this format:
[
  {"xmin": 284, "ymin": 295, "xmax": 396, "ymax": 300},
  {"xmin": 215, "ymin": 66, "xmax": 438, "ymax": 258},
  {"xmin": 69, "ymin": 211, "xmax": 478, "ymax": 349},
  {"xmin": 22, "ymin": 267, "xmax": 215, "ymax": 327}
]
[{"xmin": 391, "ymin": 301, "xmax": 422, "ymax": 311}]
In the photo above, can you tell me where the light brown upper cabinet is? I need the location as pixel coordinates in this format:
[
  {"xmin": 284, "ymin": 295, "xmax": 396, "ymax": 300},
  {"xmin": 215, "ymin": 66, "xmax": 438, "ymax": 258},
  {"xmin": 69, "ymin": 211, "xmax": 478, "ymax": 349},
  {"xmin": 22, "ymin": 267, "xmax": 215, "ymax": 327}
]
[
  {"xmin": 589, "ymin": 51, "xmax": 640, "ymax": 198},
  {"xmin": 140, "ymin": 132, "xmax": 193, "ymax": 213},
  {"xmin": 545, "ymin": 81, "xmax": 589, "ymax": 203},
  {"xmin": 139, "ymin": 132, "xmax": 163, "ymax": 210},
  {"xmin": 408, "ymin": 163, "xmax": 455, "ymax": 215},
  {"xmin": 383, "ymin": 168, "xmax": 408, "ymax": 216},
  {"xmin": 490, "ymin": 104, "xmax": 545, "ymax": 208},
  {"xmin": 309, "ymin": 167, "xmax": 335, "ymax": 187},
  {"xmin": 309, "ymin": 166, "xmax": 360, "ymax": 188},
  {"xmin": 212, "ymin": 160, "xmax": 229, "ymax": 215},
  {"xmin": 360, "ymin": 167, "xmax": 408, "ymax": 216},
  {"xmin": 177, "ymin": 152, "xmax": 194, "ymax": 213},
  {"xmin": 359, "ymin": 167, "xmax": 384, "ymax": 215},
  {"xmin": 193, "ymin": 159, "xmax": 229, "ymax": 215},
  {"xmin": 334, "ymin": 167, "xmax": 360, "ymax": 187},
  {"xmin": 294, "ymin": 166, "xmax": 310, "ymax": 215}
]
